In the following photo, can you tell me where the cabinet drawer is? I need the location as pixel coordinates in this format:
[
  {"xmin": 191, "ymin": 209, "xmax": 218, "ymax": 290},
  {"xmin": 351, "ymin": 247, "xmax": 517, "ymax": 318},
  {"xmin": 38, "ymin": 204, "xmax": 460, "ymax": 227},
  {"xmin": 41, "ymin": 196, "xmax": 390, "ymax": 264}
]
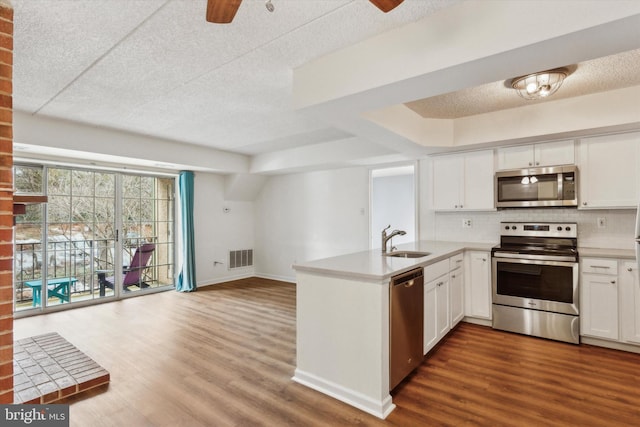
[
  {"xmin": 449, "ymin": 253, "xmax": 464, "ymax": 271},
  {"xmin": 582, "ymin": 258, "xmax": 618, "ymax": 275},
  {"xmin": 424, "ymin": 259, "xmax": 449, "ymax": 280}
]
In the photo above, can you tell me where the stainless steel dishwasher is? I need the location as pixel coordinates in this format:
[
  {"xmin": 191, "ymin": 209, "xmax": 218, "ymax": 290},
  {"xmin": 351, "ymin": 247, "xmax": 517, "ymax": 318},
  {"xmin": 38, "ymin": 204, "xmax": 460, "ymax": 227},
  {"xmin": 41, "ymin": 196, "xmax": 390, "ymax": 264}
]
[{"xmin": 389, "ymin": 267, "xmax": 424, "ymax": 390}]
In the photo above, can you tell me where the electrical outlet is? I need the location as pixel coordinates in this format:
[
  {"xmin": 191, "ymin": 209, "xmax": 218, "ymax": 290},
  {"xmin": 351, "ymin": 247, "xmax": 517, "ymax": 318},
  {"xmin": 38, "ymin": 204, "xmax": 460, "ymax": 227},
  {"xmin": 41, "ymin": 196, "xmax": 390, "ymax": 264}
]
[
  {"xmin": 597, "ymin": 217, "xmax": 606, "ymax": 228},
  {"xmin": 463, "ymin": 219, "xmax": 472, "ymax": 228}
]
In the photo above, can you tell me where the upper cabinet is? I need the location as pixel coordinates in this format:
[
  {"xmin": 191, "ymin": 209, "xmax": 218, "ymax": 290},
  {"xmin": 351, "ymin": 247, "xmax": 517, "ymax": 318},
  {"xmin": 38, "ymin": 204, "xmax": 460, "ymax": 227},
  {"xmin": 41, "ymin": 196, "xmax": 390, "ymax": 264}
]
[
  {"xmin": 578, "ymin": 133, "xmax": 640, "ymax": 209},
  {"xmin": 431, "ymin": 150, "xmax": 494, "ymax": 211},
  {"xmin": 497, "ymin": 140, "xmax": 575, "ymax": 170}
]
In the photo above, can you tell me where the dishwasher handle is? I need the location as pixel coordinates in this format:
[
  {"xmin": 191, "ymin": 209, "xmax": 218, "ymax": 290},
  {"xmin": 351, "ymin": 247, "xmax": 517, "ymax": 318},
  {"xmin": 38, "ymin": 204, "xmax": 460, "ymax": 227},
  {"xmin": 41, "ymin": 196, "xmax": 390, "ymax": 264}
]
[{"xmin": 391, "ymin": 267, "xmax": 423, "ymax": 286}]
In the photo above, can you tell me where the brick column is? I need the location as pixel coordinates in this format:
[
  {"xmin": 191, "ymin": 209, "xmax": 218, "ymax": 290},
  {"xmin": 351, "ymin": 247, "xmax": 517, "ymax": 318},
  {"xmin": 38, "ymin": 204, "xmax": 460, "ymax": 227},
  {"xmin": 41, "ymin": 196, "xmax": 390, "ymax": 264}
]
[{"xmin": 0, "ymin": 0, "xmax": 13, "ymax": 404}]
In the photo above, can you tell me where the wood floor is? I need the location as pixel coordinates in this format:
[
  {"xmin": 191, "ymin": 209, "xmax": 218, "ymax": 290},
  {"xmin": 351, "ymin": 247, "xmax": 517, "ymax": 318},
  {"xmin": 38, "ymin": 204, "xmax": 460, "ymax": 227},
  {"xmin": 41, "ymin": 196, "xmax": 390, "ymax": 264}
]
[{"xmin": 14, "ymin": 278, "xmax": 640, "ymax": 426}]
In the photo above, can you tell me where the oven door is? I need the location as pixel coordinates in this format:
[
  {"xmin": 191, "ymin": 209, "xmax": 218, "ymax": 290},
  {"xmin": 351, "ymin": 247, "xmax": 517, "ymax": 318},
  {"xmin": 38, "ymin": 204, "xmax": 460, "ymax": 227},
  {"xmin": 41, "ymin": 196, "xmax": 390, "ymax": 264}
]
[{"xmin": 492, "ymin": 256, "xmax": 579, "ymax": 316}]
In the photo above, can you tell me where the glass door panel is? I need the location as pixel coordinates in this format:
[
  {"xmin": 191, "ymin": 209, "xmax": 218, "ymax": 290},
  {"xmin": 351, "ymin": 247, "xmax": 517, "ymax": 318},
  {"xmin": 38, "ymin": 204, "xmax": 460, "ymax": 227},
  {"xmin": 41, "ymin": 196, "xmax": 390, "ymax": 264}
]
[
  {"xmin": 14, "ymin": 165, "xmax": 45, "ymax": 312},
  {"xmin": 121, "ymin": 174, "xmax": 174, "ymax": 294},
  {"xmin": 46, "ymin": 168, "xmax": 117, "ymax": 306},
  {"xmin": 14, "ymin": 164, "xmax": 174, "ymax": 312}
]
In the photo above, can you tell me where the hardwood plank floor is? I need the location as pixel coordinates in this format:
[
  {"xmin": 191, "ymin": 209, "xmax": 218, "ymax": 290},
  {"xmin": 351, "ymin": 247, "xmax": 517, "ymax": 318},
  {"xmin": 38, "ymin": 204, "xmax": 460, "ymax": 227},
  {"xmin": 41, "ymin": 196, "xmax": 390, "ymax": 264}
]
[{"xmin": 14, "ymin": 278, "xmax": 640, "ymax": 426}]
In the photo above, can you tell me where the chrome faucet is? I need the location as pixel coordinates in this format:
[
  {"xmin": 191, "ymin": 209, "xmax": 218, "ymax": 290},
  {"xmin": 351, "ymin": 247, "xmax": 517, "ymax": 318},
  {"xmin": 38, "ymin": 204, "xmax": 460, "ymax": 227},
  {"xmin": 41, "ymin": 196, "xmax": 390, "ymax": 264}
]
[{"xmin": 381, "ymin": 225, "xmax": 406, "ymax": 254}]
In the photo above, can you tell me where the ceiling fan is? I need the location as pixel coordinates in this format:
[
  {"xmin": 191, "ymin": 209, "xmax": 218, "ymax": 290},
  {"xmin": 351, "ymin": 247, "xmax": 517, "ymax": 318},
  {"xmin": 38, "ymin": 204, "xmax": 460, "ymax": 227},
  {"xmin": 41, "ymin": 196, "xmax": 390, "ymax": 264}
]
[{"xmin": 206, "ymin": 0, "xmax": 405, "ymax": 24}]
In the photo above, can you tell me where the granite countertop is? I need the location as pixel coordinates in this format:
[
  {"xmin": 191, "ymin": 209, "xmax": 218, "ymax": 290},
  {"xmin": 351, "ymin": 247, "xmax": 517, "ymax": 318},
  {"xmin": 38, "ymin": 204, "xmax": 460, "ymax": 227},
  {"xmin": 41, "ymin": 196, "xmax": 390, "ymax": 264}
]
[
  {"xmin": 292, "ymin": 240, "xmax": 497, "ymax": 282},
  {"xmin": 579, "ymin": 247, "xmax": 636, "ymax": 259}
]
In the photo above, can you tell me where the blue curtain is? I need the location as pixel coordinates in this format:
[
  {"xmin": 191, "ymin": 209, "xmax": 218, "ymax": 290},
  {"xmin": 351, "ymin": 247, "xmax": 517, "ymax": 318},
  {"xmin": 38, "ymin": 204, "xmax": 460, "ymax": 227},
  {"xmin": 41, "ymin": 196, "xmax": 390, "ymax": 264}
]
[{"xmin": 177, "ymin": 170, "xmax": 197, "ymax": 292}]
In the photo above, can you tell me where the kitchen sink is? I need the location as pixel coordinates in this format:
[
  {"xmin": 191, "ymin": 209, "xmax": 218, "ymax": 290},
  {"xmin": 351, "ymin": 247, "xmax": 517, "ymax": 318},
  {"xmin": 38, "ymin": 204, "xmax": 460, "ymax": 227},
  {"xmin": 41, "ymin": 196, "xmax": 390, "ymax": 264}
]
[{"xmin": 385, "ymin": 251, "xmax": 431, "ymax": 258}]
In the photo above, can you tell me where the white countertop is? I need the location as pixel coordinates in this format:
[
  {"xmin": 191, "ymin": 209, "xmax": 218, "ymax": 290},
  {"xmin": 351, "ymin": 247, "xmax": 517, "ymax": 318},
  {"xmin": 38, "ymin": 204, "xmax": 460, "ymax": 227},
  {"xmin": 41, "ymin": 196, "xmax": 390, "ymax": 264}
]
[
  {"xmin": 579, "ymin": 247, "xmax": 636, "ymax": 259},
  {"xmin": 292, "ymin": 240, "xmax": 497, "ymax": 282}
]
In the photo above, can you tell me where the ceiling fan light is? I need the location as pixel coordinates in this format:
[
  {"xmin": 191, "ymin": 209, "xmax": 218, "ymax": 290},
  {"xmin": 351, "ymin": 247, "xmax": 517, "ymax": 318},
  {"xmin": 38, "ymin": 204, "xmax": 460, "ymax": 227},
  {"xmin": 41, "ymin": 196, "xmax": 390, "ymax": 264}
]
[{"xmin": 510, "ymin": 68, "xmax": 568, "ymax": 100}]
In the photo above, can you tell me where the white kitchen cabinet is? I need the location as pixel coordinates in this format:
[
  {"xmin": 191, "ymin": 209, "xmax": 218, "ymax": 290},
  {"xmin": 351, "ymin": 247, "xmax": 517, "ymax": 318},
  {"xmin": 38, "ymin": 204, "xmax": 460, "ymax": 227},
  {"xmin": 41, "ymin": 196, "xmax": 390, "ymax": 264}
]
[
  {"xmin": 423, "ymin": 272, "xmax": 449, "ymax": 354},
  {"xmin": 578, "ymin": 133, "xmax": 640, "ymax": 209},
  {"xmin": 423, "ymin": 255, "xmax": 464, "ymax": 355},
  {"xmin": 432, "ymin": 150, "xmax": 494, "ymax": 211},
  {"xmin": 497, "ymin": 140, "xmax": 574, "ymax": 170},
  {"xmin": 620, "ymin": 261, "xmax": 640, "ymax": 345},
  {"xmin": 464, "ymin": 251, "xmax": 492, "ymax": 320},
  {"xmin": 581, "ymin": 258, "xmax": 619, "ymax": 340},
  {"xmin": 449, "ymin": 254, "xmax": 464, "ymax": 327},
  {"xmin": 432, "ymin": 155, "xmax": 462, "ymax": 211}
]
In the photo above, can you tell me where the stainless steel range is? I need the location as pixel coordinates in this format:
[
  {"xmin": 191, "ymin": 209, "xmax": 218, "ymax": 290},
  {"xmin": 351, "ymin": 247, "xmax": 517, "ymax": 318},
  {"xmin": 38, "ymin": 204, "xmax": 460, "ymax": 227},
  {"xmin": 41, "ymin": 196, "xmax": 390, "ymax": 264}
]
[{"xmin": 492, "ymin": 222, "xmax": 580, "ymax": 344}]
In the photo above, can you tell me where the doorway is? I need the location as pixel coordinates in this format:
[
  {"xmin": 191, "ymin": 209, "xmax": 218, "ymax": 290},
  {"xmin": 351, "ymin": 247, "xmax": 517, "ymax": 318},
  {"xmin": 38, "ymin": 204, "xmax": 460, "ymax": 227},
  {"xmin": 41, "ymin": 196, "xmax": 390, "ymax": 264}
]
[{"xmin": 370, "ymin": 164, "xmax": 417, "ymax": 249}]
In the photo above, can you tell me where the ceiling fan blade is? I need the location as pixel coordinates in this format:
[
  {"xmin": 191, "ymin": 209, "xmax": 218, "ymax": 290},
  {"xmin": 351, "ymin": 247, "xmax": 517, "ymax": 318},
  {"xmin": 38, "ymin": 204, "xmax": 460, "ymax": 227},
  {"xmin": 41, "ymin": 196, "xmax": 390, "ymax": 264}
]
[
  {"xmin": 206, "ymin": 0, "xmax": 242, "ymax": 24},
  {"xmin": 369, "ymin": 0, "xmax": 404, "ymax": 13}
]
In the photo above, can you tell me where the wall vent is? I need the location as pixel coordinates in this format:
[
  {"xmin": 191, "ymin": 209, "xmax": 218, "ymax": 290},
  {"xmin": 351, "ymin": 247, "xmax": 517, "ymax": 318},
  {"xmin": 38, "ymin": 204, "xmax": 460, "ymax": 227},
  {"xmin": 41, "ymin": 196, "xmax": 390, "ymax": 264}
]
[{"xmin": 229, "ymin": 249, "xmax": 253, "ymax": 269}]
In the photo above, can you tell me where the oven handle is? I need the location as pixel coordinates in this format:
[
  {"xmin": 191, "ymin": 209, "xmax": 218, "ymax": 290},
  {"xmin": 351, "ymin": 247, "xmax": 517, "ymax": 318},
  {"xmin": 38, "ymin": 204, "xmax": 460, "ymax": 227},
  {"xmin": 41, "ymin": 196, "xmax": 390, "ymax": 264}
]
[
  {"xmin": 492, "ymin": 256, "xmax": 578, "ymax": 268},
  {"xmin": 492, "ymin": 251, "xmax": 577, "ymax": 263}
]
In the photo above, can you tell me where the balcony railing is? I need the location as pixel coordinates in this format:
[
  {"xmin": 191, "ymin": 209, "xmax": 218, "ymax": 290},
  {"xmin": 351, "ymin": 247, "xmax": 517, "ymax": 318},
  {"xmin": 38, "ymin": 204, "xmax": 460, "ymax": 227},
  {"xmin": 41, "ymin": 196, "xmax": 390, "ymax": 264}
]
[{"xmin": 14, "ymin": 237, "xmax": 160, "ymax": 307}]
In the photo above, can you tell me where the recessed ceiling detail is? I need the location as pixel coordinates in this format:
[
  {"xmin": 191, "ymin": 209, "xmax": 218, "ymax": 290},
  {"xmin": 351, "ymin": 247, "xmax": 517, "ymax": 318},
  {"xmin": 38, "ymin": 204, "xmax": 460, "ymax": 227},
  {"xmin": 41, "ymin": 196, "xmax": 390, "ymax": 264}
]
[{"xmin": 404, "ymin": 48, "xmax": 640, "ymax": 119}]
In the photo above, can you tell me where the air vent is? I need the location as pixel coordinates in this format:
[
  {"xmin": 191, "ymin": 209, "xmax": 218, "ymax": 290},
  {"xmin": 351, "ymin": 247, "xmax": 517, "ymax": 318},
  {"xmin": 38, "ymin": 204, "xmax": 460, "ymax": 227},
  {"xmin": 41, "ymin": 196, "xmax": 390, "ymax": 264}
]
[{"xmin": 229, "ymin": 249, "xmax": 253, "ymax": 269}]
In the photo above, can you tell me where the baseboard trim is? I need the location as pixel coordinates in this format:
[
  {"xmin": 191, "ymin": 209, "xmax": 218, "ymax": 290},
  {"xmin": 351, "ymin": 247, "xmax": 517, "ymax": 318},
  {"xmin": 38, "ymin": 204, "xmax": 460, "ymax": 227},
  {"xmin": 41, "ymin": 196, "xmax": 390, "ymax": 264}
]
[
  {"xmin": 580, "ymin": 336, "xmax": 640, "ymax": 354},
  {"xmin": 292, "ymin": 369, "xmax": 395, "ymax": 420},
  {"xmin": 462, "ymin": 316, "xmax": 492, "ymax": 327},
  {"xmin": 255, "ymin": 273, "xmax": 296, "ymax": 283},
  {"xmin": 197, "ymin": 272, "xmax": 254, "ymax": 287}
]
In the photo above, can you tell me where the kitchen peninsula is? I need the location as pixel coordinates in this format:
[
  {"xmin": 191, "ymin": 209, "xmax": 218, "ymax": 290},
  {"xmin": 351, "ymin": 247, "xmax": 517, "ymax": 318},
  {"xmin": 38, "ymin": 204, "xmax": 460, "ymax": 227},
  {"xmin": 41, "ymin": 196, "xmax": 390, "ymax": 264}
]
[{"xmin": 292, "ymin": 240, "xmax": 495, "ymax": 419}]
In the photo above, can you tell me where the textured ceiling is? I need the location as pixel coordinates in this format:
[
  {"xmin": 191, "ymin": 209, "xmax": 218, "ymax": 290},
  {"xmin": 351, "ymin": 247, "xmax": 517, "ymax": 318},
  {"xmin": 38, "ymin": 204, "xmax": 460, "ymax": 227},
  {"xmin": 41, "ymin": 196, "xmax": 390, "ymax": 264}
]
[
  {"xmin": 404, "ymin": 48, "xmax": 640, "ymax": 119},
  {"xmin": 13, "ymin": 1, "xmax": 640, "ymax": 171},
  {"xmin": 14, "ymin": 0, "xmax": 461, "ymax": 156}
]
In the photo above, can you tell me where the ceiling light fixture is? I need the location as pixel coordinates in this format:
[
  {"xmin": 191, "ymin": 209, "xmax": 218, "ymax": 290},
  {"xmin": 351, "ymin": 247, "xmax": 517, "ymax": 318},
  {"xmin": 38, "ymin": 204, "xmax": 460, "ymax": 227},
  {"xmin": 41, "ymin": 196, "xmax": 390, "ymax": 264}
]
[
  {"xmin": 510, "ymin": 68, "xmax": 568, "ymax": 100},
  {"xmin": 265, "ymin": 0, "xmax": 274, "ymax": 12}
]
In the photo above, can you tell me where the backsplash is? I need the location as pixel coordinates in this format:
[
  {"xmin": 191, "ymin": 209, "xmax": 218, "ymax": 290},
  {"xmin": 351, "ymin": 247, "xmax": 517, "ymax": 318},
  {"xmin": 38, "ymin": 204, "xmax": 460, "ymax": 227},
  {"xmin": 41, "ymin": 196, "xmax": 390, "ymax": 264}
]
[{"xmin": 431, "ymin": 208, "xmax": 637, "ymax": 249}]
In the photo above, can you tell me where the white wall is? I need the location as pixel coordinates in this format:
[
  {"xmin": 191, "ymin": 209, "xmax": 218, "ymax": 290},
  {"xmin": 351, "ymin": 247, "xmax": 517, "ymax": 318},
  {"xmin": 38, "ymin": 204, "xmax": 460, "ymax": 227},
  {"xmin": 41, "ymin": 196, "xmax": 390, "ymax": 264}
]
[
  {"xmin": 193, "ymin": 172, "xmax": 256, "ymax": 286},
  {"xmin": 371, "ymin": 172, "xmax": 415, "ymax": 248},
  {"xmin": 254, "ymin": 167, "xmax": 370, "ymax": 282}
]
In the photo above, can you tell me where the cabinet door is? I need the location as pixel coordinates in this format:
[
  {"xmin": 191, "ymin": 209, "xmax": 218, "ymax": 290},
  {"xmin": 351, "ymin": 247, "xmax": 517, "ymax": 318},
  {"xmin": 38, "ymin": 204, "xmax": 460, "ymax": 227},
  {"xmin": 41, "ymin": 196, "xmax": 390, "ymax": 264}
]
[
  {"xmin": 462, "ymin": 150, "xmax": 495, "ymax": 210},
  {"xmin": 620, "ymin": 262, "xmax": 640, "ymax": 345},
  {"xmin": 436, "ymin": 276, "xmax": 450, "ymax": 340},
  {"xmin": 432, "ymin": 155, "xmax": 462, "ymax": 210},
  {"xmin": 465, "ymin": 251, "xmax": 492, "ymax": 319},
  {"xmin": 581, "ymin": 273, "xmax": 619, "ymax": 340},
  {"xmin": 424, "ymin": 276, "xmax": 438, "ymax": 354},
  {"xmin": 450, "ymin": 268, "xmax": 464, "ymax": 326},
  {"xmin": 497, "ymin": 145, "xmax": 534, "ymax": 170},
  {"xmin": 579, "ymin": 133, "xmax": 640, "ymax": 209},
  {"xmin": 534, "ymin": 140, "xmax": 575, "ymax": 167}
]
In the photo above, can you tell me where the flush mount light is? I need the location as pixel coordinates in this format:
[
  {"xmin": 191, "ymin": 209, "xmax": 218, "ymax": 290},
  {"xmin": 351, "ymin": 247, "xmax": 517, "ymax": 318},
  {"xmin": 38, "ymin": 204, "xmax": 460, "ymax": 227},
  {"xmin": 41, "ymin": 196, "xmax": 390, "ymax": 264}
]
[{"xmin": 510, "ymin": 68, "xmax": 569, "ymax": 100}]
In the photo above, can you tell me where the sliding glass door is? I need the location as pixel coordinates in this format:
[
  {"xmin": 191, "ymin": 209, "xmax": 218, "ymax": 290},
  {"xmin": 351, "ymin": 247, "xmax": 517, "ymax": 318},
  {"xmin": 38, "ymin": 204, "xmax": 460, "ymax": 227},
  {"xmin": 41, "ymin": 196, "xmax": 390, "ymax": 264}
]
[{"xmin": 14, "ymin": 164, "xmax": 175, "ymax": 313}]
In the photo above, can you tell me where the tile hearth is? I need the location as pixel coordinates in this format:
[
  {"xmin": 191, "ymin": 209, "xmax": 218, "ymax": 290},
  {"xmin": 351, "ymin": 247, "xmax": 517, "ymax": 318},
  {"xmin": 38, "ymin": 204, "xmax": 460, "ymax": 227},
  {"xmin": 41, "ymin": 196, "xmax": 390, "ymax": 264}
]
[{"xmin": 13, "ymin": 332, "xmax": 110, "ymax": 404}]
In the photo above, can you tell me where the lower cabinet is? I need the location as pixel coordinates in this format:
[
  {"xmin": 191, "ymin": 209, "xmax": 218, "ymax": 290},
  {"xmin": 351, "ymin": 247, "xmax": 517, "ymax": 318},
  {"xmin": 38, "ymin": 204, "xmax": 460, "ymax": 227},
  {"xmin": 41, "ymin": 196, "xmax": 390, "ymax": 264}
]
[
  {"xmin": 581, "ymin": 257, "xmax": 640, "ymax": 348},
  {"xmin": 581, "ymin": 267, "xmax": 619, "ymax": 340},
  {"xmin": 464, "ymin": 251, "xmax": 492, "ymax": 320},
  {"xmin": 424, "ymin": 265, "xmax": 450, "ymax": 354},
  {"xmin": 423, "ymin": 253, "xmax": 465, "ymax": 355},
  {"xmin": 620, "ymin": 261, "xmax": 640, "ymax": 345},
  {"xmin": 449, "ymin": 256, "xmax": 464, "ymax": 326}
]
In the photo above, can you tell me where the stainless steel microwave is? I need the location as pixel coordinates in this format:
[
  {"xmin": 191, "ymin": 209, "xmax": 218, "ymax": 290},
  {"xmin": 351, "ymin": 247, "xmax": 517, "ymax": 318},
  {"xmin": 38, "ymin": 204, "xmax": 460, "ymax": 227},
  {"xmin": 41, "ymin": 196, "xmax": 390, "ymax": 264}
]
[{"xmin": 495, "ymin": 165, "xmax": 578, "ymax": 208}]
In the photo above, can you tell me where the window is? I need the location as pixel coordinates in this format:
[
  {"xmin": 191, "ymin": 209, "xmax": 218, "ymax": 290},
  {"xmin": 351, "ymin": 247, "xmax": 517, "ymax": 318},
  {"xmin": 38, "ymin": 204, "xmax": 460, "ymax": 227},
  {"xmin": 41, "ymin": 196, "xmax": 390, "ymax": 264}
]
[{"xmin": 14, "ymin": 164, "xmax": 175, "ymax": 313}]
